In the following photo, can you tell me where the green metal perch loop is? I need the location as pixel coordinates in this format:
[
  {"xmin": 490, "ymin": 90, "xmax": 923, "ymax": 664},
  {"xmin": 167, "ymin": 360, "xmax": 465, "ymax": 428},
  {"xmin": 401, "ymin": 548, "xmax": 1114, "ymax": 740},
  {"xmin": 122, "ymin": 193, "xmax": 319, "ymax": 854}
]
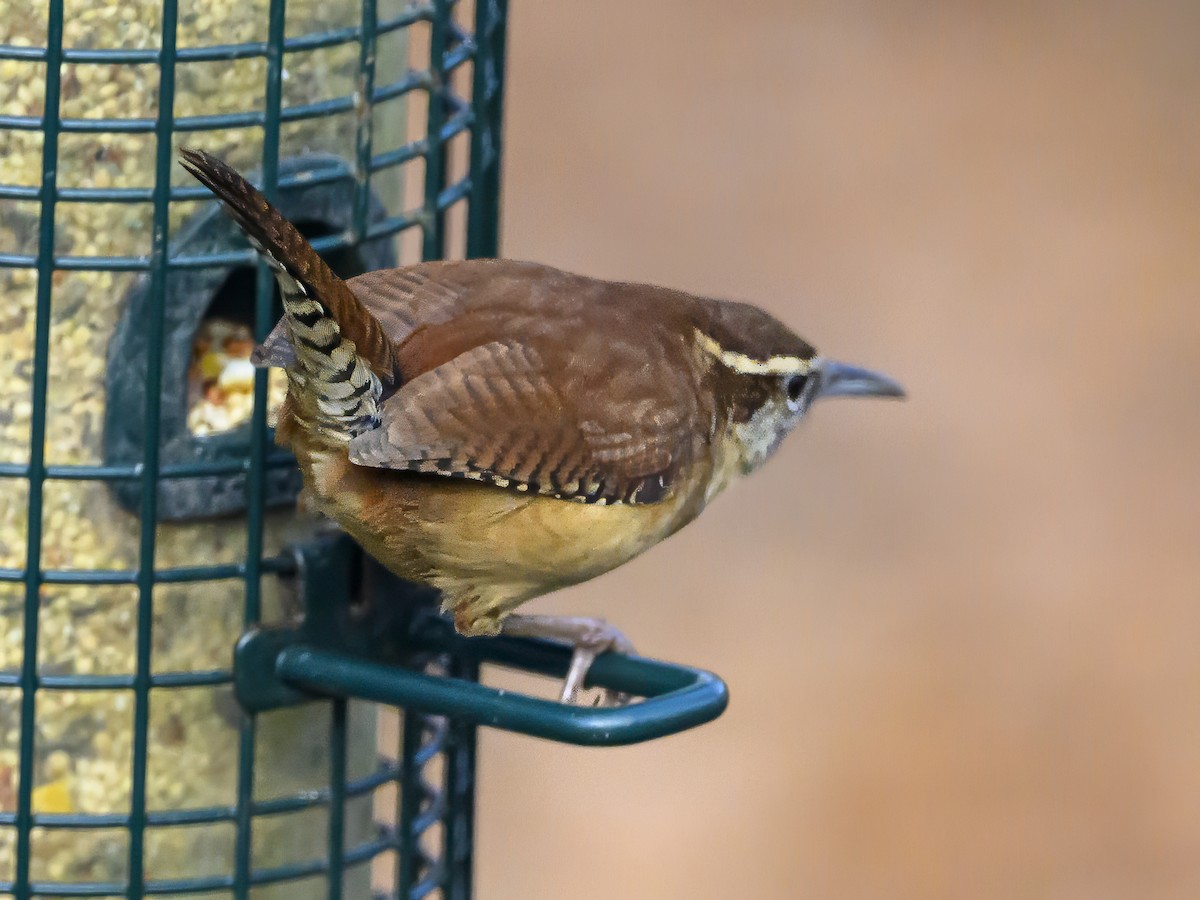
[{"xmin": 234, "ymin": 533, "xmax": 730, "ymax": 746}]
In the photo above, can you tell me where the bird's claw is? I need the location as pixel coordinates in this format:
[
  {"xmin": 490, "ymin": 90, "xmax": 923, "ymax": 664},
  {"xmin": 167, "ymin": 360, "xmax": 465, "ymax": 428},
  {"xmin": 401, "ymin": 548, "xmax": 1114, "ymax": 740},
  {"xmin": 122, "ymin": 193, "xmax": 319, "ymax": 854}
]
[
  {"xmin": 560, "ymin": 623, "xmax": 635, "ymax": 705},
  {"xmin": 499, "ymin": 614, "xmax": 636, "ymax": 706}
]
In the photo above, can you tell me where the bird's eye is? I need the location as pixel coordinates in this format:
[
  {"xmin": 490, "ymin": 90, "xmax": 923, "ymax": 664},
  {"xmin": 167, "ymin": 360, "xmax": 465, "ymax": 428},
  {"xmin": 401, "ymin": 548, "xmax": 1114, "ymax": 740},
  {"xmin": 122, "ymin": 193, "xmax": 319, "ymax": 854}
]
[{"xmin": 785, "ymin": 374, "xmax": 808, "ymax": 404}]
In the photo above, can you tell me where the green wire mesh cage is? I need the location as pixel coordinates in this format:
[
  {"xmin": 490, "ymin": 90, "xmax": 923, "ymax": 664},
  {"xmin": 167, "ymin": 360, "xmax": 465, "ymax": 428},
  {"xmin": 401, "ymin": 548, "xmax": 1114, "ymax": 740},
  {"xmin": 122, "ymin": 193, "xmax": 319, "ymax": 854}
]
[
  {"xmin": 0, "ymin": 1, "xmax": 729, "ymax": 897},
  {"xmin": 0, "ymin": 1, "xmax": 504, "ymax": 897}
]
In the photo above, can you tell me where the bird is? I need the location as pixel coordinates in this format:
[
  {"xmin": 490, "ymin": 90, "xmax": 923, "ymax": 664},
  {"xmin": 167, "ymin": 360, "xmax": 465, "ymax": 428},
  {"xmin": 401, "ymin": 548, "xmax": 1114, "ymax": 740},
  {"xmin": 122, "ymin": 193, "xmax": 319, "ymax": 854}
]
[{"xmin": 180, "ymin": 148, "xmax": 904, "ymax": 703}]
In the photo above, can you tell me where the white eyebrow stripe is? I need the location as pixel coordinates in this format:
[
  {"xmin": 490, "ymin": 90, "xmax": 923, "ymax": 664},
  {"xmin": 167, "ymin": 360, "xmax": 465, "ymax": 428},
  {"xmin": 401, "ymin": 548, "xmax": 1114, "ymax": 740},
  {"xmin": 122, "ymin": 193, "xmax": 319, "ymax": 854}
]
[{"xmin": 695, "ymin": 331, "xmax": 812, "ymax": 375}]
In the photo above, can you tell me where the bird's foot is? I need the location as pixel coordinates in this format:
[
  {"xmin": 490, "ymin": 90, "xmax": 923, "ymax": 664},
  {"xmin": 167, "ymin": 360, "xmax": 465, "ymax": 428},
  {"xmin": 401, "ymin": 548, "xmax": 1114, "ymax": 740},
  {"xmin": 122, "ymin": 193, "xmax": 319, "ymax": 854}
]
[{"xmin": 500, "ymin": 614, "xmax": 635, "ymax": 705}]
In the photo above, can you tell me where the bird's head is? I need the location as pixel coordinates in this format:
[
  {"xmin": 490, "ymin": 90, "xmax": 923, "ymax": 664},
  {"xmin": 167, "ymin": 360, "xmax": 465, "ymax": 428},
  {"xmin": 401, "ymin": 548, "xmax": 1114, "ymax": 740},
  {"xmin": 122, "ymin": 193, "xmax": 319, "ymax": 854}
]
[{"xmin": 697, "ymin": 300, "xmax": 905, "ymax": 474}]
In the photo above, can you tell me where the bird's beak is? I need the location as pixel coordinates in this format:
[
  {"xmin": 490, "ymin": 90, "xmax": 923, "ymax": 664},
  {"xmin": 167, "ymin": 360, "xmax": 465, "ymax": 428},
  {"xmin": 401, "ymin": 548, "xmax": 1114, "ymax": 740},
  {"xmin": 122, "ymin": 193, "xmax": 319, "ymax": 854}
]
[{"xmin": 816, "ymin": 360, "xmax": 906, "ymax": 400}]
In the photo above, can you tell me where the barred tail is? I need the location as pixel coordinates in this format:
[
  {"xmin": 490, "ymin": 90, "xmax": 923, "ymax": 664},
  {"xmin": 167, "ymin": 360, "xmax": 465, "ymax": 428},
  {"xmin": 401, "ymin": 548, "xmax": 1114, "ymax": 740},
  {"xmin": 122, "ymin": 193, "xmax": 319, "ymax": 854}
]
[{"xmin": 180, "ymin": 148, "xmax": 397, "ymax": 436}]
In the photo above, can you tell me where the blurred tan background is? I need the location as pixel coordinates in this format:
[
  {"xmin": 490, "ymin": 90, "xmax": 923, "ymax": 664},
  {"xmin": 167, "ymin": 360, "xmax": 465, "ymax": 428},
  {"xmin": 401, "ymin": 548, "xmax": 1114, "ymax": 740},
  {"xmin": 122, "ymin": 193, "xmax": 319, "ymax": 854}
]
[{"xmin": 473, "ymin": 2, "xmax": 1200, "ymax": 898}]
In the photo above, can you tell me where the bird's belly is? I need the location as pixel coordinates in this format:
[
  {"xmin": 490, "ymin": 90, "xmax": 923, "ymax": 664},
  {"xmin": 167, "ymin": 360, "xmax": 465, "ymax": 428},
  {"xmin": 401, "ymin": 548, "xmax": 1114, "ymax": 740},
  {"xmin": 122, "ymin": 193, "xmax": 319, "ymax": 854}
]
[
  {"xmin": 423, "ymin": 487, "xmax": 684, "ymax": 586},
  {"xmin": 298, "ymin": 445, "xmax": 699, "ymax": 632}
]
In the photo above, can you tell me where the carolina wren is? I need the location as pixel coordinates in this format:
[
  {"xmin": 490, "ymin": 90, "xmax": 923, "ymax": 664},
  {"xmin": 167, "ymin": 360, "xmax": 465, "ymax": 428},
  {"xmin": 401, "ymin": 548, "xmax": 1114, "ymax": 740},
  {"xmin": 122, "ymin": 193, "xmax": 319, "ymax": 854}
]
[{"xmin": 181, "ymin": 149, "xmax": 904, "ymax": 702}]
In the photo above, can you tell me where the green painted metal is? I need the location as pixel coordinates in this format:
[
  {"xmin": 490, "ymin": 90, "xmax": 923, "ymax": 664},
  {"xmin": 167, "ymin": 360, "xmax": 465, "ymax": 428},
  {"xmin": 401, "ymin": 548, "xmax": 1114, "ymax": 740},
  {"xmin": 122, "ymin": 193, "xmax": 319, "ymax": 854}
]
[
  {"xmin": 467, "ymin": 0, "xmax": 507, "ymax": 259},
  {"xmin": 126, "ymin": 1, "xmax": 181, "ymax": 896},
  {"xmin": 2, "ymin": 2, "xmax": 511, "ymax": 898},
  {"xmin": 13, "ymin": 4, "xmax": 65, "ymax": 899},
  {"xmin": 278, "ymin": 645, "xmax": 729, "ymax": 747},
  {"xmin": 235, "ymin": 534, "xmax": 729, "ymax": 745}
]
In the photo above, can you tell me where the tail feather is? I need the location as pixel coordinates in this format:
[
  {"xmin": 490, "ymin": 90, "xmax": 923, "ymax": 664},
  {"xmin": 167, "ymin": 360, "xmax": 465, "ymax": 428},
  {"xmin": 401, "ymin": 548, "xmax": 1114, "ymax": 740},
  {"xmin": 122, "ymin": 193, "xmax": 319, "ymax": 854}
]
[
  {"xmin": 179, "ymin": 148, "xmax": 398, "ymax": 384},
  {"xmin": 181, "ymin": 148, "xmax": 398, "ymax": 438}
]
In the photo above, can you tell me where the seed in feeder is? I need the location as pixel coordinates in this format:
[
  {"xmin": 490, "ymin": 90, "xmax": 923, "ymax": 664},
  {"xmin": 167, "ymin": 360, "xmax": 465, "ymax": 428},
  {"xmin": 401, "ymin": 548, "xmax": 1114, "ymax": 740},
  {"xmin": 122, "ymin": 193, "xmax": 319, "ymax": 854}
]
[
  {"xmin": 198, "ymin": 351, "xmax": 225, "ymax": 381},
  {"xmin": 223, "ymin": 336, "xmax": 255, "ymax": 358},
  {"xmin": 0, "ymin": 766, "xmax": 13, "ymax": 811},
  {"xmin": 45, "ymin": 749, "xmax": 71, "ymax": 777},
  {"xmin": 218, "ymin": 357, "xmax": 256, "ymax": 392},
  {"xmin": 0, "ymin": 4, "xmax": 381, "ymax": 873},
  {"xmin": 32, "ymin": 779, "xmax": 73, "ymax": 814}
]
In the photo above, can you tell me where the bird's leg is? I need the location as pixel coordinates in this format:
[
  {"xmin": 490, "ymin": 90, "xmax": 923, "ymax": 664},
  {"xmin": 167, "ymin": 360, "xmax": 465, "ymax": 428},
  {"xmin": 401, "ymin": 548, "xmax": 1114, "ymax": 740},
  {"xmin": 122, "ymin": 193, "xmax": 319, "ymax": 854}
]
[{"xmin": 500, "ymin": 614, "xmax": 635, "ymax": 705}]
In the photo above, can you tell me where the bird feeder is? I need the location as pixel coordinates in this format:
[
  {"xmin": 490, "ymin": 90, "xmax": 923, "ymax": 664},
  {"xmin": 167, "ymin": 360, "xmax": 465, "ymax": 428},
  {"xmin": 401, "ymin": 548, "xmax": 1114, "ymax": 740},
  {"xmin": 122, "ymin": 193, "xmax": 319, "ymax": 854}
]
[{"xmin": 0, "ymin": 1, "xmax": 726, "ymax": 898}]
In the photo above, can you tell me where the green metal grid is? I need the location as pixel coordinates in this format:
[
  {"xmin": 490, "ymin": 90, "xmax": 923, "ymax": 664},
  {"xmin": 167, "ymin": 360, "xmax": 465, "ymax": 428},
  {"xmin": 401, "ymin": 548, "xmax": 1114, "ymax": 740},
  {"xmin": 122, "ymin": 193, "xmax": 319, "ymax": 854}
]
[
  {"xmin": 1, "ymin": 1, "xmax": 733, "ymax": 896},
  {"xmin": 0, "ymin": 2, "xmax": 506, "ymax": 899}
]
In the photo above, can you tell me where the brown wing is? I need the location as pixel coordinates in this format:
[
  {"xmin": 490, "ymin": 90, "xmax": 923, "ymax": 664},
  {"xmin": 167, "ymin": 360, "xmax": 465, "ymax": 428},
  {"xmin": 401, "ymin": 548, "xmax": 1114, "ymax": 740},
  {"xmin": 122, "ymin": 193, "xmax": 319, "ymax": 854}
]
[{"xmin": 347, "ymin": 335, "xmax": 703, "ymax": 505}]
